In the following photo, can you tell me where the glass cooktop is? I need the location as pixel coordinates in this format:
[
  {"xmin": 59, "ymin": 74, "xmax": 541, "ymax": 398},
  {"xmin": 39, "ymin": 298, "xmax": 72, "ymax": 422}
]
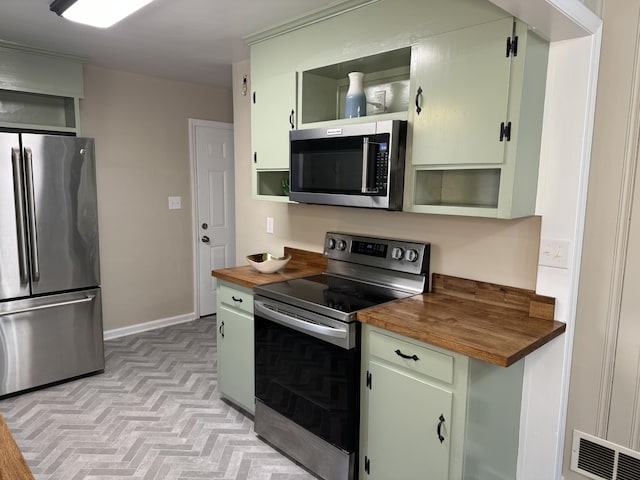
[{"xmin": 254, "ymin": 273, "xmax": 414, "ymax": 320}]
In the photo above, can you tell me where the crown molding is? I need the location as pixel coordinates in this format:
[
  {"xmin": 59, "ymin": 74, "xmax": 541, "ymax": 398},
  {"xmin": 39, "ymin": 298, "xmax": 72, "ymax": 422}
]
[{"xmin": 243, "ymin": 0, "xmax": 380, "ymax": 45}]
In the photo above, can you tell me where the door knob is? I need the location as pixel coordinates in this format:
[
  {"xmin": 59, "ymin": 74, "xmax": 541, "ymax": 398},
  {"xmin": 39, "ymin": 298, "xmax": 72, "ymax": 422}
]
[{"xmin": 202, "ymin": 236, "xmax": 210, "ymax": 244}]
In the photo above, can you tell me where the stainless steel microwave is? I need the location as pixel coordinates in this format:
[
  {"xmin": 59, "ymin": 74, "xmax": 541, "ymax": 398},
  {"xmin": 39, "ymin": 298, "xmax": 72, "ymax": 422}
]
[{"xmin": 289, "ymin": 120, "xmax": 407, "ymax": 210}]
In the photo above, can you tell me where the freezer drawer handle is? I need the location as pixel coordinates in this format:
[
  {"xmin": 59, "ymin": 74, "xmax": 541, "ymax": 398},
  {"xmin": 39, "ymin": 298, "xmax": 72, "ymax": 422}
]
[
  {"xmin": 11, "ymin": 148, "xmax": 29, "ymax": 283},
  {"xmin": 0, "ymin": 295, "xmax": 95, "ymax": 317},
  {"xmin": 23, "ymin": 147, "xmax": 40, "ymax": 281}
]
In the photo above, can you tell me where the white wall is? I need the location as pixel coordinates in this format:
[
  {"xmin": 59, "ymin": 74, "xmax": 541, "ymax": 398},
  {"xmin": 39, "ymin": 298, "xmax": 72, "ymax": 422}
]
[
  {"xmin": 518, "ymin": 34, "xmax": 599, "ymax": 479},
  {"xmin": 80, "ymin": 65, "xmax": 233, "ymax": 332}
]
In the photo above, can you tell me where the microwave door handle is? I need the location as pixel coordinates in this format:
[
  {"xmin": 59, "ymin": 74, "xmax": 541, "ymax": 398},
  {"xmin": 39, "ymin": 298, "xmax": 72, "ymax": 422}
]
[
  {"xmin": 361, "ymin": 137, "xmax": 369, "ymax": 193},
  {"xmin": 361, "ymin": 137, "xmax": 370, "ymax": 193},
  {"xmin": 361, "ymin": 138, "xmax": 379, "ymax": 194}
]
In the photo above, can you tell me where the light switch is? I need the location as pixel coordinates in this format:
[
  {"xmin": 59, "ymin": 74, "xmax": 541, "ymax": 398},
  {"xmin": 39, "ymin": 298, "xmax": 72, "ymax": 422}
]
[
  {"xmin": 266, "ymin": 217, "xmax": 274, "ymax": 234},
  {"xmin": 168, "ymin": 196, "xmax": 182, "ymax": 210},
  {"xmin": 539, "ymin": 238, "xmax": 570, "ymax": 269}
]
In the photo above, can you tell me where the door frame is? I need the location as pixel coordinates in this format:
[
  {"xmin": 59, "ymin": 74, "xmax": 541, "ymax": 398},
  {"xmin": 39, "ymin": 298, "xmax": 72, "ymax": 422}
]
[{"xmin": 188, "ymin": 118, "xmax": 235, "ymax": 318}]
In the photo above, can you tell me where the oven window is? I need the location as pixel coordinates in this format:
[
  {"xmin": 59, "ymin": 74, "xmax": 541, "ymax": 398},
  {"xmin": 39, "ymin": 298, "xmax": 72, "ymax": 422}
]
[{"xmin": 255, "ymin": 315, "xmax": 360, "ymax": 452}]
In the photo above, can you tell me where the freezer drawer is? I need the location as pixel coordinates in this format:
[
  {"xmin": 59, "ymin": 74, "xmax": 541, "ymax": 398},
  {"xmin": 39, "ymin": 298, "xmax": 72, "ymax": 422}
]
[{"xmin": 0, "ymin": 288, "xmax": 104, "ymax": 396}]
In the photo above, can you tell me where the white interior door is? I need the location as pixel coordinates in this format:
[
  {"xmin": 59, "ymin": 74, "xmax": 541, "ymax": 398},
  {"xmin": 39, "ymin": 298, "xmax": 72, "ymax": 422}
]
[{"xmin": 192, "ymin": 120, "xmax": 235, "ymax": 317}]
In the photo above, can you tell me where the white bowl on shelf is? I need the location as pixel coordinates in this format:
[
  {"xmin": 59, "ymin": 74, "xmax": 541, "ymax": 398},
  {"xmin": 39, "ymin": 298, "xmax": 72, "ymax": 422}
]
[{"xmin": 246, "ymin": 252, "xmax": 291, "ymax": 274}]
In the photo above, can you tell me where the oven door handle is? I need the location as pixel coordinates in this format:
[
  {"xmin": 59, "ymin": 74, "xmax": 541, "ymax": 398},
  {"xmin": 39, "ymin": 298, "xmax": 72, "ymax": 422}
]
[{"xmin": 255, "ymin": 301, "xmax": 348, "ymax": 340}]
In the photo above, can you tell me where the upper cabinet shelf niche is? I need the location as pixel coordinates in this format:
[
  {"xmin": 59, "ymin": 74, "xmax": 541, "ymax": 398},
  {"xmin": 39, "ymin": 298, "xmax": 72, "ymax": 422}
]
[
  {"xmin": 299, "ymin": 47, "xmax": 411, "ymax": 128},
  {"xmin": 404, "ymin": 18, "xmax": 549, "ymax": 219},
  {"xmin": 0, "ymin": 43, "xmax": 84, "ymax": 134}
]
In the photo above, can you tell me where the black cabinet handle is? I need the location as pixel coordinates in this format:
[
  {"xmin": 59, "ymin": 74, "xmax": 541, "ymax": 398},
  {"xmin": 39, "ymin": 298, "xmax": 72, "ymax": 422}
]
[
  {"xmin": 415, "ymin": 86, "xmax": 423, "ymax": 115},
  {"xmin": 231, "ymin": 296, "xmax": 243, "ymax": 303},
  {"xmin": 219, "ymin": 321, "xmax": 224, "ymax": 338},
  {"xmin": 437, "ymin": 414, "xmax": 445, "ymax": 443},
  {"xmin": 395, "ymin": 349, "xmax": 419, "ymax": 361},
  {"xmin": 289, "ymin": 109, "xmax": 295, "ymax": 129}
]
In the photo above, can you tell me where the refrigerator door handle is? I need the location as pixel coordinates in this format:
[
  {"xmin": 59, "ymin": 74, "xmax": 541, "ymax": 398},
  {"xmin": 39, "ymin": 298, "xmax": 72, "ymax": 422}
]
[
  {"xmin": 11, "ymin": 148, "xmax": 29, "ymax": 284},
  {"xmin": 0, "ymin": 295, "xmax": 95, "ymax": 317},
  {"xmin": 24, "ymin": 147, "xmax": 40, "ymax": 282}
]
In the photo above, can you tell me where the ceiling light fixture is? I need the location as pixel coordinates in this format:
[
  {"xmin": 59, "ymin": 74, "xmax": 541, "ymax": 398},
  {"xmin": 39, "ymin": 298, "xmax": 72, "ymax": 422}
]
[{"xmin": 50, "ymin": 0, "xmax": 157, "ymax": 29}]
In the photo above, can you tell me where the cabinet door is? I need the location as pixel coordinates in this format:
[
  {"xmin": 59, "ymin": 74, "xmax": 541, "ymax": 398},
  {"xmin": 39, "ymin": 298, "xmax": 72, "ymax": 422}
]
[
  {"xmin": 251, "ymin": 70, "xmax": 296, "ymax": 170},
  {"xmin": 409, "ymin": 17, "xmax": 513, "ymax": 166},
  {"xmin": 217, "ymin": 305, "xmax": 255, "ymax": 414},
  {"xmin": 364, "ymin": 359, "xmax": 452, "ymax": 480}
]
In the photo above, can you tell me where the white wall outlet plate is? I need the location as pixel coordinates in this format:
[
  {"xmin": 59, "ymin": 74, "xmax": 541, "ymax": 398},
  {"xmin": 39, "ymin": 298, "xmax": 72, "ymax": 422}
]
[
  {"xmin": 539, "ymin": 238, "xmax": 571, "ymax": 269},
  {"xmin": 266, "ymin": 216, "xmax": 274, "ymax": 234},
  {"xmin": 168, "ymin": 196, "xmax": 182, "ymax": 210},
  {"xmin": 370, "ymin": 90, "xmax": 386, "ymax": 115}
]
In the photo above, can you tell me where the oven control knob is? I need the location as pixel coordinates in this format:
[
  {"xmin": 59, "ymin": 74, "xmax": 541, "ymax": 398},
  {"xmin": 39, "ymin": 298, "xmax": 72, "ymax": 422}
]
[
  {"xmin": 404, "ymin": 249, "xmax": 419, "ymax": 263},
  {"xmin": 391, "ymin": 247, "xmax": 404, "ymax": 260},
  {"xmin": 336, "ymin": 240, "xmax": 347, "ymax": 251},
  {"xmin": 326, "ymin": 238, "xmax": 336, "ymax": 250}
]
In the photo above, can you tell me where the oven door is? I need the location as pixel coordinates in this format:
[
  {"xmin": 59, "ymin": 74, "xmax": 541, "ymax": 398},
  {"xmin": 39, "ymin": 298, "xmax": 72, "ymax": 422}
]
[{"xmin": 254, "ymin": 297, "xmax": 360, "ymax": 453}]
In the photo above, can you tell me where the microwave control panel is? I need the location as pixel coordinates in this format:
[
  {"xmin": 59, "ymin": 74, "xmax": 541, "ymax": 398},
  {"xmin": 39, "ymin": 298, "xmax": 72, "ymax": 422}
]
[{"xmin": 375, "ymin": 149, "xmax": 389, "ymax": 193}]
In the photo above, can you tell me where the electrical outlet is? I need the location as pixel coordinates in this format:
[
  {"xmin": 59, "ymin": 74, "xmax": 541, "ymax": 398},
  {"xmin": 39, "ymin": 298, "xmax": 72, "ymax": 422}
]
[
  {"xmin": 168, "ymin": 196, "xmax": 182, "ymax": 210},
  {"xmin": 266, "ymin": 217, "xmax": 274, "ymax": 234},
  {"xmin": 539, "ymin": 238, "xmax": 570, "ymax": 269},
  {"xmin": 370, "ymin": 90, "xmax": 386, "ymax": 115}
]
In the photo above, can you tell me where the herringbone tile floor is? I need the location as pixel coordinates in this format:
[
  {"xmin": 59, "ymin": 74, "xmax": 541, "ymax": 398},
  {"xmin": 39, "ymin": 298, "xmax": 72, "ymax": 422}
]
[{"xmin": 0, "ymin": 317, "xmax": 315, "ymax": 479}]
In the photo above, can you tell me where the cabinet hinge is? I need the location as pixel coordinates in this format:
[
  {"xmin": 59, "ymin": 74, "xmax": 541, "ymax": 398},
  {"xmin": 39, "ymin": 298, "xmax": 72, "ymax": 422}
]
[
  {"xmin": 252, "ymin": 91, "xmax": 256, "ymax": 104},
  {"xmin": 506, "ymin": 35, "xmax": 518, "ymax": 57},
  {"xmin": 499, "ymin": 121, "xmax": 512, "ymax": 142},
  {"xmin": 365, "ymin": 456, "xmax": 371, "ymax": 474},
  {"xmin": 253, "ymin": 152, "xmax": 257, "ymax": 164},
  {"xmin": 366, "ymin": 371, "xmax": 372, "ymax": 389}
]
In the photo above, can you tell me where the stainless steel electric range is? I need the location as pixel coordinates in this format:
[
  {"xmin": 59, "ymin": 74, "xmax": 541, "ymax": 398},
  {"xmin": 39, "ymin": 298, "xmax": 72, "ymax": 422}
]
[{"xmin": 253, "ymin": 232, "xmax": 431, "ymax": 480}]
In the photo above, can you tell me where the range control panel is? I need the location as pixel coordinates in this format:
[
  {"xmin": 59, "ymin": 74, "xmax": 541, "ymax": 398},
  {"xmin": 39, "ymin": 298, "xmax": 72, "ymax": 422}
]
[{"xmin": 324, "ymin": 232, "xmax": 430, "ymax": 276}]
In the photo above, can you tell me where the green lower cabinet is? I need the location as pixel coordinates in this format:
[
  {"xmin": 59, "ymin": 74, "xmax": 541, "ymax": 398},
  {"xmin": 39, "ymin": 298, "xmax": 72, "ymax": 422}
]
[
  {"xmin": 216, "ymin": 281, "xmax": 255, "ymax": 414},
  {"xmin": 360, "ymin": 325, "xmax": 524, "ymax": 480},
  {"xmin": 364, "ymin": 359, "xmax": 453, "ymax": 479}
]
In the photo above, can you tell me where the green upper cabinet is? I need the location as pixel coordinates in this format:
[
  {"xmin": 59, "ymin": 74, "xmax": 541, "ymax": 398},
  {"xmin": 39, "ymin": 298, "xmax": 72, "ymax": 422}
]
[
  {"xmin": 409, "ymin": 17, "xmax": 513, "ymax": 167},
  {"xmin": 0, "ymin": 43, "xmax": 84, "ymax": 134},
  {"xmin": 251, "ymin": 68, "xmax": 296, "ymax": 170},
  {"xmin": 246, "ymin": 0, "xmax": 548, "ymax": 216},
  {"xmin": 249, "ymin": 39, "xmax": 297, "ymax": 201},
  {"xmin": 404, "ymin": 19, "xmax": 549, "ymax": 218}
]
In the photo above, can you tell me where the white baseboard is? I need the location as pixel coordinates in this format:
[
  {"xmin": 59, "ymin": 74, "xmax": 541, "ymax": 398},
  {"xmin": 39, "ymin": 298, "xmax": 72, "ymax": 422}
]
[{"xmin": 103, "ymin": 312, "xmax": 198, "ymax": 341}]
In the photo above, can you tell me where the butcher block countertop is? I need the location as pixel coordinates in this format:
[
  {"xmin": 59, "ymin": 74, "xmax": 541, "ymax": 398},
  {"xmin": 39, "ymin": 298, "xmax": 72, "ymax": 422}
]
[
  {"xmin": 212, "ymin": 247, "xmax": 327, "ymax": 288},
  {"xmin": 358, "ymin": 274, "xmax": 565, "ymax": 367},
  {"xmin": 212, "ymin": 248, "xmax": 565, "ymax": 367}
]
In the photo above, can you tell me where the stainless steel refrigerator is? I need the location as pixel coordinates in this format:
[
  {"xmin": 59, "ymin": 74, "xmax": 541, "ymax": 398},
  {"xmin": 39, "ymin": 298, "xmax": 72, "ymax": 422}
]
[{"xmin": 0, "ymin": 133, "xmax": 104, "ymax": 397}]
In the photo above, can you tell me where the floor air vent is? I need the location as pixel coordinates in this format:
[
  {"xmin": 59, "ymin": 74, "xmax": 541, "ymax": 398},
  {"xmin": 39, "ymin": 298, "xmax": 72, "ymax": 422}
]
[{"xmin": 572, "ymin": 431, "xmax": 640, "ymax": 480}]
